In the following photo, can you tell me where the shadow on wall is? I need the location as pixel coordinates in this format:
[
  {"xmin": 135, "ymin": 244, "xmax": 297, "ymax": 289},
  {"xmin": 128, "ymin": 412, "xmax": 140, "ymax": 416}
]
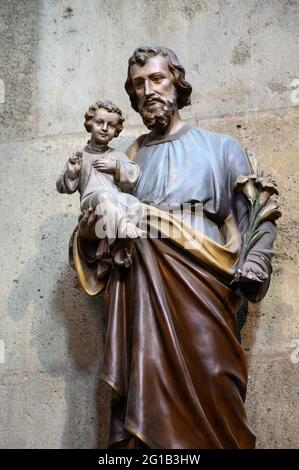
[{"xmin": 7, "ymin": 213, "xmax": 110, "ymax": 448}]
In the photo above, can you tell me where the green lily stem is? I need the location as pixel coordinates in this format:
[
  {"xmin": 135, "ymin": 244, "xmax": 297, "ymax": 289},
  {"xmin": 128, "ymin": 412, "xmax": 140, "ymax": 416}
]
[{"xmin": 237, "ymin": 191, "xmax": 263, "ymax": 271}]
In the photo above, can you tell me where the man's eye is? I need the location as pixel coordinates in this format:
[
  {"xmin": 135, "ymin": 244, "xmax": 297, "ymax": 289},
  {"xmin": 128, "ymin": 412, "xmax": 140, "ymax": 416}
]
[
  {"xmin": 134, "ymin": 80, "xmax": 144, "ymax": 88},
  {"xmin": 152, "ymin": 76, "xmax": 162, "ymax": 82}
]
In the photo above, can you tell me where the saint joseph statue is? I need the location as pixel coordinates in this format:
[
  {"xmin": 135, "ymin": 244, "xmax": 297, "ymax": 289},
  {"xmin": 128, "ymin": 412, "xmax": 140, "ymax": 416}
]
[{"xmin": 70, "ymin": 47, "xmax": 280, "ymax": 449}]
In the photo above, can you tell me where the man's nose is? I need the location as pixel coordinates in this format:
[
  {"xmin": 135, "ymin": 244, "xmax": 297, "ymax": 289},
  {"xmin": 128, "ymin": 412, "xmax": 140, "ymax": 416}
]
[
  {"xmin": 144, "ymin": 80, "xmax": 154, "ymax": 97},
  {"xmin": 101, "ymin": 122, "xmax": 108, "ymax": 132}
]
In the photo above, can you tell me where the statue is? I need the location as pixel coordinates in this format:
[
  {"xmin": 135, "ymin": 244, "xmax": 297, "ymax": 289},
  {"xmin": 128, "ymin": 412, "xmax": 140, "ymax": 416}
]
[
  {"xmin": 56, "ymin": 100, "xmax": 144, "ymax": 267},
  {"xmin": 62, "ymin": 47, "xmax": 281, "ymax": 448}
]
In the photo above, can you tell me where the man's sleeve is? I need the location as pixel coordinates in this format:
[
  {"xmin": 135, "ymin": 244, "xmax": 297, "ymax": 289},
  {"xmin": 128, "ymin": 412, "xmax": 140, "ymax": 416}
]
[{"xmin": 226, "ymin": 137, "xmax": 278, "ymax": 302}]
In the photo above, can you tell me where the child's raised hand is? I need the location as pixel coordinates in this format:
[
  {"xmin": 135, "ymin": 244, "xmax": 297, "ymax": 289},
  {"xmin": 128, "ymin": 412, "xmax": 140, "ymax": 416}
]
[
  {"xmin": 66, "ymin": 152, "xmax": 82, "ymax": 180},
  {"xmin": 92, "ymin": 157, "xmax": 116, "ymax": 174}
]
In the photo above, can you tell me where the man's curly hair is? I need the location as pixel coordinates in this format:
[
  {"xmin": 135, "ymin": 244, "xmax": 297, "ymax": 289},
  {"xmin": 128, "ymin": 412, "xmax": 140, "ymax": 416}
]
[
  {"xmin": 125, "ymin": 46, "xmax": 192, "ymax": 112},
  {"xmin": 84, "ymin": 100, "xmax": 125, "ymax": 136}
]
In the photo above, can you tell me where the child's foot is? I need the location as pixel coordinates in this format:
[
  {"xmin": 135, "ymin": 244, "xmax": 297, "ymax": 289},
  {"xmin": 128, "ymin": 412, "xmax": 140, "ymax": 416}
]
[{"xmin": 119, "ymin": 222, "xmax": 145, "ymax": 239}]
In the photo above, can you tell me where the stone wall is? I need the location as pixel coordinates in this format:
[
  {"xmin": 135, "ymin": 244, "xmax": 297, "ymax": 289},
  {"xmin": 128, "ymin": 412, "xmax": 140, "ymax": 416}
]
[{"xmin": 0, "ymin": 0, "xmax": 298, "ymax": 448}]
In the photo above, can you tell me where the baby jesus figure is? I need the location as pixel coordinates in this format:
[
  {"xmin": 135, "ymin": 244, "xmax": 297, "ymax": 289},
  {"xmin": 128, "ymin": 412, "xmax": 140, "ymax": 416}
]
[{"xmin": 56, "ymin": 100, "xmax": 144, "ymax": 266}]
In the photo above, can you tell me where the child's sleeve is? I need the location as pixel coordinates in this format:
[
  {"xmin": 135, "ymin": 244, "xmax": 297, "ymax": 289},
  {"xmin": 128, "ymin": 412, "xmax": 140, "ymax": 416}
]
[
  {"xmin": 114, "ymin": 153, "xmax": 142, "ymax": 193},
  {"xmin": 56, "ymin": 162, "xmax": 80, "ymax": 194}
]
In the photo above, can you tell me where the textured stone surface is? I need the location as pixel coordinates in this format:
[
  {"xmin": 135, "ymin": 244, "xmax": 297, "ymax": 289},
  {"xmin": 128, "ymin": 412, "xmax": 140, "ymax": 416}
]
[
  {"xmin": 0, "ymin": 370, "xmax": 110, "ymax": 448},
  {"xmin": 0, "ymin": 0, "xmax": 298, "ymax": 143},
  {"xmin": 0, "ymin": 0, "xmax": 38, "ymax": 142},
  {"xmin": 0, "ymin": 0, "xmax": 298, "ymax": 449},
  {"xmin": 246, "ymin": 354, "xmax": 299, "ymax": 449}
]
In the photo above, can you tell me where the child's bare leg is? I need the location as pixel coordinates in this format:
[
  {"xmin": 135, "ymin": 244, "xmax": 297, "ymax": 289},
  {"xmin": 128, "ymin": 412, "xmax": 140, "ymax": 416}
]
[
  {"xmin": 82, "ymin": 192, "xmax": 144, "ymax": 267},
  {"xmin": 93, "ymin": 193, "xmax": 135, "ymax": 267},
  {"xmin": 93, "ymin": 192, "xmax": 119, "ymax": 241},
  {"xmin": 95, "ymin": 192, "xmax": 144, "ymax": 240}
]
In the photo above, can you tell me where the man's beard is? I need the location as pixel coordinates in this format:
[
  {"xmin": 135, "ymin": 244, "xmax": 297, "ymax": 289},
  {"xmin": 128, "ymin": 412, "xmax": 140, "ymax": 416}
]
[{"xmin": 140, "ymin": 95, "xmax": 177, "ymax": 131}]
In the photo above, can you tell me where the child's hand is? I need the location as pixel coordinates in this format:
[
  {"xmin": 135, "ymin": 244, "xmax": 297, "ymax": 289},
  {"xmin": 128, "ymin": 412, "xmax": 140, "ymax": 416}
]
[
  {"xmin": 66, "ymin": 152, "xmax": 82, "ymax": 180},
  {"xmin": 92, "ymin": 157, "xmax": 116, "ymax": 174}
]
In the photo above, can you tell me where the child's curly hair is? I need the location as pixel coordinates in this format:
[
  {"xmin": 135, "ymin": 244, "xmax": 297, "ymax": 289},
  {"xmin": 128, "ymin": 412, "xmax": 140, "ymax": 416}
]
[{"xmin": 84, "ymin": 100, "xmax": 125, "ymax": 136}]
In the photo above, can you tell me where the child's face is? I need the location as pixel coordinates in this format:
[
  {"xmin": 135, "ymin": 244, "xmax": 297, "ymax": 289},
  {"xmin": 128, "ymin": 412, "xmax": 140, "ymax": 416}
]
[{"xmin": 91, "ymin": 108, "xmax": 120, "ymax": 145}]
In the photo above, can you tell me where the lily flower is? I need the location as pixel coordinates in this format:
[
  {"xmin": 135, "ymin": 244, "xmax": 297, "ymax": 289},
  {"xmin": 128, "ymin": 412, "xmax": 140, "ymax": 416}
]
[
  {"xmin": 259, "ymin": 199, "xmax": 282, "ymax": 221},
  {"xmin": 235, "ymin": 174, "xmax": 258, "ymax": 204}
]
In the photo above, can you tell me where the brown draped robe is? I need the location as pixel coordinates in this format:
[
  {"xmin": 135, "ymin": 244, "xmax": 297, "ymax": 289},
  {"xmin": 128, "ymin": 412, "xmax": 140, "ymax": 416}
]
[
  {"xmin": 70, "ymin": 125, "xmax": 278, "ymax": 448},
  {"xmin": 102, "ymin": 235, "xmax": 255, "ymax": 448}
]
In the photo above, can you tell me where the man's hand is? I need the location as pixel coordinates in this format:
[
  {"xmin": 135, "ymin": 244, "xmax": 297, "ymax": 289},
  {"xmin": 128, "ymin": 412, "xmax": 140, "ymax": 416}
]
[
  {"xmin": 92, "ymin": 157, "xmax": 116, "ymax": 174},
  {"xmin": 237, "ymin": 260, "xmax": 268, "ymax": 283},
  {"xmin": 78, "ymin": 208, "xmax": 97, "ymax": 241},
  {"xmin": 67, "ymin": 152, "xmax": 82, "ymax": 180}
]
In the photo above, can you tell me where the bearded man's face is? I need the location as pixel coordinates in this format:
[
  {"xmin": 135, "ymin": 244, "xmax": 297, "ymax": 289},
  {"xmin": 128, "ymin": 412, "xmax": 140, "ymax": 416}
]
[{"xmin": 130, "ymin": 55, "xmax": 178, "ymax": 131}]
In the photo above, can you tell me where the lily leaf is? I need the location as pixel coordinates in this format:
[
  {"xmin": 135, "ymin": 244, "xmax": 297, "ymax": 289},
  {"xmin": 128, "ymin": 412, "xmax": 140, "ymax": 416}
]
[{"xmin": 246, "ymin": 229, "xmax": 271, "ymax": 254}]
